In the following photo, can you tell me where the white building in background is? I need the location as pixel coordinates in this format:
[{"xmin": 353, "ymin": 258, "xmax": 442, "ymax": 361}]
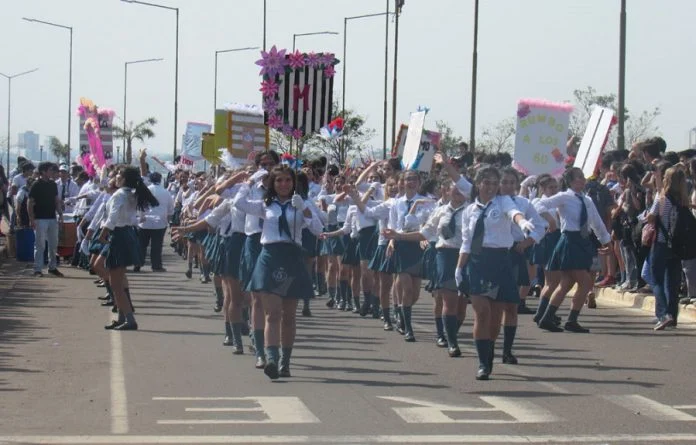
[{"xmin": 18, "ymin": 131, "xmax": 40, "ymax": 160}]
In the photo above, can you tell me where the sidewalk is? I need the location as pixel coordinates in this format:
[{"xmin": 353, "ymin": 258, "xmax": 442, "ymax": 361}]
[{"xmin": 594, "ymin": 284, "xmax": 696, "ymax": 322}]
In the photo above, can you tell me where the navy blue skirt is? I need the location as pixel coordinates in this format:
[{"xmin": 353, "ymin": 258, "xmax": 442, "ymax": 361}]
[
  {"xmin": 246, "ymin": 243, "xmax": 314, "ymax": 298},
  {"xmin": 302, "ymin": 228, "xmax": 318, "ymax": 258},
  {"xmin": 342, "ymin": 236, "xmax": 360, "ymax": 266},
  {"xmin": 510, "ymin": 245, "xmax": 531, "ymax": 286},
  {"xmin": 240, "ymin": 233, "xmax": 262, "ymax": 288},
  {"xmin": 89, "ymin": 228, "xmax": 107, "ymax": 255},
  {"xmin": 530, "ymin": 230, "xmax": 560, "ymax": 267},
  {"xmin": 421, "ymin": 241, "xmax": 437, "ymax": 282},
  {"xmin": 106, "ymin": 226, "xmax": 142, "ymax": 269},
  {"xmin": 394, "ymin": 239, "xmax": 423, "ymax": 277},
  {"xmin": 204, "ymin": 233, "xmax": 220, "ymax": 263},
  {"xmin": 369, "ymin": 244, "xmax": 396, "ymax": 274},
  {"xmin": 547, "ymin": 231, "xmax": 594, "ymax": 271},
  {"xmin": 434, "ymin": 247, "xmax": 460, "ymax": 292},
  {"xmin": 320, "ymin": 224, "xmax": 345, "ymax": 256},
  {"xmin": 466, "ymin": 247, "xmax": 518, "ymax": 303},
  {"xmin": 358, "ymin": 226, "xmax": 378, "ymax": 262},
  {"xmin": 185, "ymin": 229, "xmax": 207, "ymax": 244},
  {"xmin": 217, "ymin": 232, "xmax": 245, "ymax": 279}
]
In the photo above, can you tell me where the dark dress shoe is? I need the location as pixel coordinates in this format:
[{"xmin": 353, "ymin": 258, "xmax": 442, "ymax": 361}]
[
  {"xmin": 538, "ymin": 319, "xmax": 564, "ymax": 332},
  {"xmin": 517, "ymin": 305, "xmax": 535, "ymax": 315},
  {"xmin": 133, "ymin": 266, "xmax": 141, "ymax": 273},
  {"xmin": 112, "ymin": 305, "xmax": 119, "ymax": 313},
  {"xmin": 325, "ymin": 298, "xmax": 335, "ymax": 308},
  {"xmin": 436, "ymin": 336, "xmax": 448, "ymax": 348},
  {"xmin": 185, "ymin": 270, "xmax": 192, "ymax": 279},
  {"xmin": 502, "ymin": 353, "xmax": 518, "ymax": 364},
  {"xmin": 351, "ymin": 306, "xmax": 359, "ymax": 314},
  {"xmin": 213, "ymin": 303, "xmax": 223, "ymax": 313},
  {"xmin": 554, "ymin": 315, "xmax": 562, "ymax": 325},
  {"xmin": 448, "ymin": 347, "xmax": 461, "ymax": 357},
  {"xmin": 104, "ymin": 320, "xmax": 122, "ymax": 330},
  {"xmin": 476, "ymin": 366, "xmax": 490, "ymax": 381},
  {"xmin": 101, "ymin": 299, "xmax": 114, "ymax": 307},
  {"xmin": 264, "ymin": 360, "xmax": 279, "ymax": 380},
  {"xmin": 371, "ymin": 308, "xmax": 381, "ymax": 319},
  {"xmin": 359, "ymin": 302, "xmax": 369, "ymax": 317},
  {"xmin": 383, "ymin": 322, "xmax": 394, "ymax": 331},
  {"xmin": 278, "ymin": 366, "xmax": 291, "ymax": 378},
  {"xmin": 114, "ymin": 321, "xmax": 138, "ymax": 331},
  {"xmin": 232, "ymin": 346, "xmax": 244, "ymax": 355},
  {"xmin": 223, "ymin": 336, "xmax": 234, "ymax": 346},
  {"xmin": 94, "ymin": 279, "xmax": 103, "ymax": 284},
  {"xmin": 404, "ymin": 332, "xmax": 416, "ymax": 342},
  {"xmin": 255, "ymin": 357, "xmax": 266, "ymax": 369},
  {"xmin": 152, "ymin": 268, "xmax": 167, "ymax": 272},
  {"xmin": 98, "ymin": 293, "xmax": 110, "ymax": 300},
  {"xmin": 564, "ymin": 321, "xmax": 590, "ymax": 333},
  {"xmin": 302, "ymin": 307, "xmax": 312, "ymax": 317},
  {"xmin": 337, "ymin": 301, "xmax": 346, "ymax": 311}
]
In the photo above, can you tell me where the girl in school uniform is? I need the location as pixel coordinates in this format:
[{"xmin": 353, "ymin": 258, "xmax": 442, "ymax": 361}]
[
  {"xmin": 233, "ymin": 165, "xmax": 320, "ymax": 380},
  {"xmin": 535, "ymin": 167, "xmax": 611, "ymax": 334},
  {"xmin": 101, "ymin": 166, "xmax": 159, "ymax": 330},
  {"xmin": 318, "ymin": 175, "xmax": 350, "ymax": 309},
  {"xmin": 455, "ymin": 166, "xmax": 536, "ymax": 380}
]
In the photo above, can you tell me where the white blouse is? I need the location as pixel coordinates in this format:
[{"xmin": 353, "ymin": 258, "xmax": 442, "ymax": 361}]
[
  {"xmin": 459, "ymin": 195, "xmax": 522, "ymax": 254},
  {"xmin": 509, "ymin": 195, "xmax": 547, "ymax": 243},
  {"xmin": 102, "ymin": 188, "xmax": 137, "ymax": 230},
  {"xmin": 421, "ymin": 202, "xmax": 467, "ymax": 249},
  {"xmin": 537, "ymin": 190, "xmax": 610, "ymax": 245}
]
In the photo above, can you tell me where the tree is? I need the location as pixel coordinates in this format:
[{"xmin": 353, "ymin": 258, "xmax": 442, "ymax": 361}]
[
  {"xmin": 477, "ymin": 117, "xmax": 516, "ymax": 154},
  {"xmin": 302, "ymin": 105, "xmax": 376, "ymax": 165},
  {"xmin": 569, "ymin": 86, "xmax": 660, "ymax": 151},
  {"xmin": 49, "ymin": 137, "xmax": 70, "ymax": 163},
  {"xmin": 113, "ymin": 117, "xmax": 157, "ymax": 164},
  {"xmin": 435, "ymin": 120, "xmax": 465, "ymax": 156}
]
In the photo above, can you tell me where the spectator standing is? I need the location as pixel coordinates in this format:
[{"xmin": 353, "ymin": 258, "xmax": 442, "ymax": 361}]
[
  {"xmin": 136, "ymin": 172, "xmax": 174, "ymax": 272},
  {"xmin": 0, "ymin": 164, "xmax": 9, "ymax": 234},
  {"xmin": 28, "ymin": 162, "xmax": 64, "ymax": 277},
  {"xmin": 56, "ymin": 164, "xmax": 80, "ymax": 214}
]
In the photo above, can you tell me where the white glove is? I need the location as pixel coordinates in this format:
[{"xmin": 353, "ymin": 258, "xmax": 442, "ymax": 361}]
[
  {"xmin": 291, "ymin": 194, "xmax": 305, "ymax": 211},
  {"xmin": 249, "ymin": 169, "xmax": 268, "ymax": 183},
  {"xmin": 455, "ymin": 267, "xmax": 464, "ymax": 288},
  {"xmin": 518, "ymin": 219, "xmax": 535, "ymax": 233},
  {"xmin": 80, "ymin": 238, "xmax": 90, "ymax": 256},
  {"xmin": 76, "ymin": 225, "xmax": 83, "ymax": 242}
]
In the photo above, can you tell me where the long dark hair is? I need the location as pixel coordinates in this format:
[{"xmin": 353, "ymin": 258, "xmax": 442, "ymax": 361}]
[
  {"xmin": 121, "ymin": 166, "xmax": 159, "ymax": 211},
  {"xmin": 561, "ymin": 167, "xmax": 583, "ymax": 191},
  {"xmin": 0, "ymin": 164, "xmax": 7, "ymax": 184},
  {"xmin": 296, "ymin": 171, "xmax": 309, "ymax": 200},
  {"xmin": 263, "ymin": 165, "xmax": 297, "ymax": 206},
  {"xmin": 470, "ymin": 165, "xmax": 501, "ymax": 201}
]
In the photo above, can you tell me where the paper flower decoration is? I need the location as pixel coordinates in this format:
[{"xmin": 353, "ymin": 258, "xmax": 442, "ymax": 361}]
[
  {"xmin": 517, "ymin": 103, "xmax": 531, "ymax": 118},
  {"xmin": 324, "ymin": 65, "xmax": 336, "ymax": 78},
  {"xmin": 267, "ymin": 113, "xmax": 283, "ymax": 129},
  {"xmin": 292, "ymin": 129, "xmax": 303, "ymax": 140},
  {"xmin": 255, "ymin": 45, "xmax": 287, "ymax": 77},
  {"xmin": 263, "ymin": 96, "xmax": 278, "ymax": 112},
  {"xmin": 282, "ymin": 124, "xmax": 294, "ymax": 136},
  {"xmin": 305, "ymin": 52, "xmax": 320, "ymax": 68},
  {"xmin": 319, "ymin": 53, "xmax": 335, "ymax": 66},
  {"xmin": 288, "ymin": 50, "xmax": 306, "ymax": 69},
  {"xmin": 320, "ymin": 117, "xmax": 344, "ymax": 139},
  {"xmin": 260, "ymin": 79, "xmax": 279, "ymax": 97}
]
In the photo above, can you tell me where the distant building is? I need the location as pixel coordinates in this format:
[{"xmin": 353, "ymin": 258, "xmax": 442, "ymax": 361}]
[{"xmin": 18, "ymin": 131, "xmax": 40, "ymax": 160}]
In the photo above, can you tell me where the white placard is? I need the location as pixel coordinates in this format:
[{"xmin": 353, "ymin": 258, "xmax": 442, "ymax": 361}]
[
  {"xmin": 574, "ymin": 107, "xmax": 615, "ymax": 178},
  {"xmin": 401, "ymin": 111, "xmax": 433, "ymax": 171}
]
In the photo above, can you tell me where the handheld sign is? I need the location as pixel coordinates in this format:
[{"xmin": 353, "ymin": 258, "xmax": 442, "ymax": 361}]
[
  {"xmin": 392, "ymin": 124, "xmax": 442, "ymax": 159},
  {"xmin": 401, "ymin": 110, "xmax": 433, "ymax": 171},
  {"xmin": 574, "ymin": 107, "xmax": 615, "ymax": 178}
]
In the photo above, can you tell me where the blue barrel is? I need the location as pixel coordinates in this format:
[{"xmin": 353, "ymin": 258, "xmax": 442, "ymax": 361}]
[{"xmin": 15, "ymin": 228, "xmax": 35, "ymax": 262}]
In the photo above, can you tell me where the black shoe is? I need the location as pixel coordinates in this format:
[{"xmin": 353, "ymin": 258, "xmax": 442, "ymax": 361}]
[
  {"xmin": 98, "ymin": 293, "xmax": 110, "ymax": 300},
  {"xmin": 232, "ymin": 346, "xmax": 244, "ymax": 355},
  {"xmin": 48, "ymin": 268, "xmax": 64, "ymax": 277},
  {"xmin": 223, "ymin": 336, "xmax": 234, "ymax": 346},
  {"xmin": 517, "ymin": 304, "xmax": 535, "ymax": 315},
  {"xmin": 436, "ymin": 336, "xmax": 448, "ymax": 348},
  {"xmin": 554, "ymin": 315, "xmax": 562, "ymax": 325},
  {"xmin": 214, "ymin": 303, "xmax": 223, "ymax": 313},
  {"xmin": 152, "ymin": 268, "xmax": 167, "ymax": 273},
  {"xmin": 351, "ymin": 305, "xmax": 359, "ymax": 314},
  {"xmin": 383, "ymin": 322, "xmax": 394, "ymax": 331},
  {"xmin": 538, "ymin": 319, "xmax": 564, "ymax": 332},
  {"xmin": 396, "ymin": 324, "xmax": 405, "ymax": 335},
  {"xmin": 404, "ymin": 332, "xmax": 416, "ymax": 342},
  {"xmin": 302, "ymin": 307, "xmax": 312, "ymax": 317},
  {"xmin": 133, "ymin": 266, "xmax": 141, "ymax": 273},
  {"xmin": 101, "ymin": 299, "xmax": 114, "ymax": 307},
  {"xmin": 264, "ymin": 360, "xmax": 279, "ymax": 380},
  {"xmin": 326, "ymin": 298, "xmax": 335, "ymax": 308},
  {"xmin": 337, "ymin": 301, "xmax": 346, "ymax": 311},
  {"xmin": 564, "ymin": 321, "xmax": 590, "ymax": 333},
  {"xmin": 104, "ymin": 320, "xmax": 121, "ymax": 330},
  {"xmin": 113, "ymin": 321, "xmax": 138, "ymax": 331},
  {"xmin": 371, "ymin": 308, "xmax": 381, "ymax": 319},
  {"xmin": 185, "ymin": 270, "xmax": 192, "ymax": 279},
  {"xmin": 33, "ymin": 271, "xmax": 43, "ymax": 277},
  {"xmin": 476, "ymin": 366, "xmax": 490, "ymax": 380},
  {"xmin": 96, "ymin": 281, "xmax": 106, "ymax": 288},
  {"xmin": 359, "ymin": 302, "xmax": 370, "ymax": 317},
  {"xmin": 255, "ymin": 356, "xmax": 266, "ymax": 369},
  {"xmin": 94, "ymin": 278, "xmax": 103, "ymax": 284},
  {"xmin": 241, "ymin": 324, "xmax": 250, "ymax": 336},
  {"xmin": 448, "ymin": 346, "xmax": 461, "ymax": 357},
  {"xmin": 502, "ymin": 353, "xmax": 518, "ymax": 364},
  {"xmin": 278, "ymin": 366, "xmax": 291, "ymax": 378},
  {"xmin": 111, "ymin": 305, "xmax": 119, "ymax": 313}
]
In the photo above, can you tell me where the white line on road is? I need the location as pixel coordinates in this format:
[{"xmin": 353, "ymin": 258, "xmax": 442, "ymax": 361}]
[
  {"xmin": 185, "ymin": 407, "xmax": 264, "ymax": 412},
  {"xmin": 3, "ymin": 434, "xmax": 696, "ymax": 443},
  {"xmin": 110, "ymin": 332, "xmax": 129, "ymax": 434},
  {"xmin": 603, "ymin": 395, "xmax": 696, "ymax": 421},
  {"xmin": 673, "ymin": 405, "xmax": 696, "ymax": 410}
]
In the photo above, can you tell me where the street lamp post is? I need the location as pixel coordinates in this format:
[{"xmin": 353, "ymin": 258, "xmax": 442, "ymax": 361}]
[
  {"xmin": 121, "ymin": 0, "xmax": 179, "ymax": 160},
  {"xmin": 617, "ymin": 0, "xmax": 627, "ymax": 152},
  {"xmin": 470, "ymin": 0, "xmax": 479, "ymax": 152},
  {"xmin": 263, "ymin": 0, "xmax": 267, "ymax": 51},
  {"xmin": 22, "ymin": 17, "xmax": 72, "ymax": 164},
  {"xmin": 124, "ymin": 58, "xmax": 163, "ymax": 164},
  {"xmin": 0, "ymin": 69, "xmax": 38, "ymax": 171},
  {"xmin": 292, "ymin": 31, "xmax": 339, "ymax": 52},
  {"xmin": 214, "ymin": 47, "xmax": 259, "ymax": 110},
  {"xmin": 342, "ymin": 12, "xmax": 393, "ymax": 162},
  {"xmin": 383, "ymin": 0, "xmax": 389, "ymax": 159}
]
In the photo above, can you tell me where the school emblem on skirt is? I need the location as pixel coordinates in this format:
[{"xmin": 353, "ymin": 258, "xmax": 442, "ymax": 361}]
[{"xmin": 272, "ymin": 267, "xmax": 288, "ymax": 283}]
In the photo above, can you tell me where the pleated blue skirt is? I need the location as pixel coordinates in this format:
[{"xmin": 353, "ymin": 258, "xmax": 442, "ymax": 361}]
[
  {"xmin": 466, "ymin": 247, "xmax": 518, "ymax": 303},
  {"xmin": 530, "ymin": 230, "xmax": 561, "ymax": 267},
  {"xmin": 106, "ymin": 226, "xmax": 142, "ymax": 269},
  {"xmin": 246, "ymin": 243, "xmax": 314, "ymax": 298},
  {"xmin": 240, "ymin": 233, "xmax": 262, "ymax": 288},
  {"xmin": 510, "ymin": 245, "xmax": 531, "ymax": 286},
  {"xmin": 320, "ymin": 224, "xmax": 345, "ymax": 256},
  {"xmin": 302, "ymin": 228, "xmax": 318, "ymax": 258},
  {"xmin": 369, "ymin": 244, "xmax": 396, "ymax": 274},
  {"xmin": 342, "ymin": 236, "xmax": 360, "ymax": 266},
  {"xmin": 547, "ymin": 231, "xmax": 594, "ymax": 271},
  {"xmin": 433, "ymin": 247, "xmax": 460, "ymax": 292},
  {"xmin": 217, "ymin": 232, "xmax": 245, "ymax": 279},
  {"xmin": 394, "ymin": 239, "xmax": 423, "ymax": 277}
]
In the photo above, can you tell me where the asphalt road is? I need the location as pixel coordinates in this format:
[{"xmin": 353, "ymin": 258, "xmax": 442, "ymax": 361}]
[{"xmin": 2, "ymin": 247, "xmax": 696, "ymax": 445}]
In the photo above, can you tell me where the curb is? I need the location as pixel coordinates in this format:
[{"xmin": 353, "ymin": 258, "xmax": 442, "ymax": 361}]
[{"xmin": 594, "ymin": 285, "xmax": 696, "ymax": 322}]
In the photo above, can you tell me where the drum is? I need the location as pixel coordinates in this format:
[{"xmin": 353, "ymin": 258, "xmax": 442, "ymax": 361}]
[{"xmin": 59, "ymin": 220, "xmax": 77, "ymax": 258}]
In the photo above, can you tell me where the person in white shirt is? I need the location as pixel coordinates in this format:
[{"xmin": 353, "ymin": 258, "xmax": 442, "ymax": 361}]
[
  {"xmin": 455, "ymin": 166, "xmax": 536, "ymax": 381},
  {"xmin": 56, "ymin": 164, "xmax": 80, "ymax": 214},
  {"xmin": 137, "ymin": 172, "xmax": 174, "ymax": 272},
  {"xmin": 535, "ymin": 167, "xmax": 611, "ymax": 334},
  {"xmin": 100, "ymin": 166, "xmax": 160, "ymax": 331}
]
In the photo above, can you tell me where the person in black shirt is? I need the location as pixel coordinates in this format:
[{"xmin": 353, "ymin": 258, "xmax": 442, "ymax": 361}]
[{"xmin": 28, "ymin": 162, "xmax": 64, "ymax": 277}]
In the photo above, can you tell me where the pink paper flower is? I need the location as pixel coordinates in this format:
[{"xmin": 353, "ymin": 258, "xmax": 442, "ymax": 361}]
[
  {"xmin": 319, "ymin": 53, "xmax": 335, "ymax": 66},
  {"xmin": 263, "ymin": 97, "xmax": 279, "ymax": 112},
  {"xmin": 323, "ymin": 65, "xmax": 336, "ymax": 78},
  {"xmin": 306, "ymin": 52, "xmax": 320, "ymax": 68},
  {"xmin": 282, "ymin": 124, "xmax": 294, "ymax": 136},
  {"xmin": 288, "ymin": 50, "xmax": 306, "ymax": 69},
  {"xmin": 267, "ymin": 113, "xmax": 283, "ymax": 129},
  {"xmin": 517, "ymin": 104, "xmax": 531, "ymax": 118},
  {"xmin": 292, "ymin": 129, "xmax": 303, "ymax": 139},
  {"xmin": 260, "ymin": 79, "xmax": 279, "ymax": 97},
  {"xmin": 255, "ymin": 45, "xmax": 287, "ymax": 77}
]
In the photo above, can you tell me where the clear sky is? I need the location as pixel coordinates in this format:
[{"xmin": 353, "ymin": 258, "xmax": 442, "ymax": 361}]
[{"xmin": 1, "ymin": 0, "xmax": 694, "ymax": 163}]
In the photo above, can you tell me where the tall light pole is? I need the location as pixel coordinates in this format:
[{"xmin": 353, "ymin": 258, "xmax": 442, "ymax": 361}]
[
  {"xmin": 22, "ymin": 17, "xmax": 72, "ymax": 163},
  {"xmin": 263, "ymin": 0, "xmax": 267, "ymax": 51},
  {"xmin": 292, "ymin": 31, "xmax": 339, "ymax": 52},
  {"xmin": 0, "ymin": 69, "xmax": 38, "ymax": 171},
  {"xmin": 124, "ymin": 58, "xmax": 164, "ymax": 163},
  {"xmin": 214, "ymin": 47, "xmax": 259, "ymax": 110},
  {"xmin": 470, "ymin": 0, "xmax": 479, "ymax": 151},
  {"xmin": 383, "ymin": 0, "xmax": 390, "ymax": 159},
  {"xmin": 121, "ymin": 0, "xmax": 179, "ymax": 160},
  {"xmin": 391, "ymin": 0, "xmax": 404, "ymax": 149},
  {"xmin": 617, "ymin": 0, "xmax": 627, "ymax": 152},
  {"xmin": 342, "ymin": 11, "xmax": 393, "ymax": 163}
]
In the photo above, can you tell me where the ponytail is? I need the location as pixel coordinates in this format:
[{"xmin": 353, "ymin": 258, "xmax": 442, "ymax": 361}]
[{"xmin": 135, "ymin": 177, "xmax": 159, "ymax": 211}]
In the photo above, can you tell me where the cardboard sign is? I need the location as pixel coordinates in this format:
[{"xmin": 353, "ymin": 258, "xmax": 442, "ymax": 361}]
[
  {"xmin": 513, "ymin": 99, "xmax": 573, "ymax": 176},
  {"xmin": 182, "ymin": 122, "xmax": 211, "ymax": 161},
  {"xmin": 391, "ymin": 124, "xmax": 442, "ymax": 159},
  {"xmin": 574, "ymin": 107, "xmax": 615, "ymax": 178},
  {"xmin": 401, "ymin": 111, "xmax": 436, "ymax": 171},
  {"xmin": 215, "ymin": 104, "xmax": 269, "ymax": 162}
]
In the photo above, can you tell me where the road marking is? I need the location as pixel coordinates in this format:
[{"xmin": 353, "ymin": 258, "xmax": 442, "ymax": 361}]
[
  {"xmin": 2, "ymin": 434, "xmax": 696, "ymax": 443},
  {"xmin": 673, "ymin": 405, "xmax": 696, "ymax": 410},
  {"xmin": 155, "ymin": 396, "xmax": 320, "ymax": 424},
  {"xmin": 378, "ymin": 396, "xmax": 560, "ymax": 424},
  {"xmin": 603, "ymin": 395, "xmax": 696, "ymax": 421},
  {"xmin": 110, "ymin": 332, "xmax": 128, "ymax": 434}
]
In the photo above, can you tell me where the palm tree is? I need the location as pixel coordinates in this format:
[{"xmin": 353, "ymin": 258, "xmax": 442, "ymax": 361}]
[
  {"xmin": 113, "ymin": 117, "xmax": 157, "ymax": 164},
  {"xmin": 49, "ymin": 137, "xmax": 70, "ymax": 163}
]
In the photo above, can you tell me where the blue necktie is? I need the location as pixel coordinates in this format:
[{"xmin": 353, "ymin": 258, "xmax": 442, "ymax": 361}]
[
  {"xmin": 276, "ymin": 201, "xmax": 292, "ymax": 239},
  {"xmin": 444, "ymin": 205, "xmax": 465, "ymax": 240},
  {"xmin": 576, "ymin": 193, "xmax": 588, "ymax": 237},
  {"xmin": 470, "ymin": 202, "xmax": 491, "ymax": 255}
]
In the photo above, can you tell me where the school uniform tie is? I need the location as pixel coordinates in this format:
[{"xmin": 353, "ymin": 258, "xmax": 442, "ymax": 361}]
[
  {"xmin": 444, "ymin": 205, "xmax": 465, "ymax": 240},
  {"xmin": 470, "ymin": 202, "xmax": 491, "ymax": 255},
  {"xmin": 277, "ymin": 202, "xmax": 292, "ymax": 239},
  {"xmin": 406, "ymin": 199, "xmax": 414, "ymax": 213},
  {"xmin": 576, "ymin": 193, "xmax": 589, "ymax": 238}
]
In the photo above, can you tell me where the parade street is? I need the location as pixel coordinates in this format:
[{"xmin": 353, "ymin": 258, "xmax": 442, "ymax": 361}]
[{"xmin": 2, "ymin": 251, "xmax": 696, "ymax": 445}]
